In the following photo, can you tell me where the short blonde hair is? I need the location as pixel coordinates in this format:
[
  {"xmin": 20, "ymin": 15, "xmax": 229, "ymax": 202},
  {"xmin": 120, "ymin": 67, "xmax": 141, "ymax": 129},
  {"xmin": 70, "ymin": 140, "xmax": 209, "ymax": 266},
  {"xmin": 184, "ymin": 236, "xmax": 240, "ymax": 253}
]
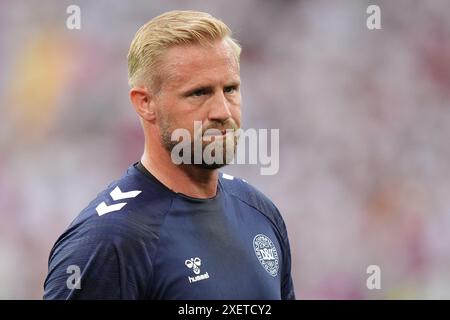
[{"xmin": 127, "ymin": 10, "xmax": 241, "ymax": 89}]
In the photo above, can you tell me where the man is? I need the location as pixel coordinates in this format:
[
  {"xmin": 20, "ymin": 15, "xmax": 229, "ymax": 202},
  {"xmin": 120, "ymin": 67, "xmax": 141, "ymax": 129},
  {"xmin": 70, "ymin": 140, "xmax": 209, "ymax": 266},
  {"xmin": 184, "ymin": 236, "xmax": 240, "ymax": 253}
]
[{"xmin": 44, "ymin": 10, "xmax": 295, "ymax": 300}]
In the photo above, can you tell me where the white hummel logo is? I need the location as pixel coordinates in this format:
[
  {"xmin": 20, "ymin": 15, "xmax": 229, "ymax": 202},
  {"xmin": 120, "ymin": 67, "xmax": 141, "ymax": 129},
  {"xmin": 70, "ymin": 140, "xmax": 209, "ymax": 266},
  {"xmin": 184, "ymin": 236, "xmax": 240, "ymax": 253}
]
[
  {"xmin": 185, "ymin": 257, "xmax": 202, "ymax": 274},
  {"xmin": 96, "ymin": 186, "xmax": 142, "ymax": 216},
  {"xmin": 185, "ymin": 257, "xmax": 210, "ymax": 283}
]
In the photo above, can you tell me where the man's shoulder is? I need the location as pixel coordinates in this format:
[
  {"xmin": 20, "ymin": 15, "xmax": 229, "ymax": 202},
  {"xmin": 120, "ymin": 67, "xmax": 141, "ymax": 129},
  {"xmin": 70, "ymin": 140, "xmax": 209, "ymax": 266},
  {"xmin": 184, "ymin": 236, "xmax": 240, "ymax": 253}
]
[
  {"xmin": 219, "ymin": 172, "xmax": 283, "ymax": 224},
  {"xmin": 219, "ymin": 172, "xmax": 291, "ymax": 259},
  {"xmin": 59, "ymin": 165, "xmax": 174, "ymax": 248}
]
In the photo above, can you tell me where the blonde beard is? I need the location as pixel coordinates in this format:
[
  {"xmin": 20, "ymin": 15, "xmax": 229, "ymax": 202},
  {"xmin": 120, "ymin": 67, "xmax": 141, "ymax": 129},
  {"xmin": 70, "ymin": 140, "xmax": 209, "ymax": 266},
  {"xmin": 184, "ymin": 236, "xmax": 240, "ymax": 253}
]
[{"xmin": 159, "ymin": 117, "xmax": 240, "ymax": 169}]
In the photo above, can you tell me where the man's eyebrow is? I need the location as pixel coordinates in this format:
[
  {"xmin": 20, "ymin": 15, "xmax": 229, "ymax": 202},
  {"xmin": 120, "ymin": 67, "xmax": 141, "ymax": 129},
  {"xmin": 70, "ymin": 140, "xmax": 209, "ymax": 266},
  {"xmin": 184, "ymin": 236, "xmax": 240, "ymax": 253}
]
[
  {"xmin": 181, "ymin": 81, "xmax": 241, "ymax": 95},
  {"xmin": 184, "ymin": 79, "xmax": 241, "ymax": 90},
  {"xmin": 225, "ymin": 80, "xmax": 241, "ymax": 86}
]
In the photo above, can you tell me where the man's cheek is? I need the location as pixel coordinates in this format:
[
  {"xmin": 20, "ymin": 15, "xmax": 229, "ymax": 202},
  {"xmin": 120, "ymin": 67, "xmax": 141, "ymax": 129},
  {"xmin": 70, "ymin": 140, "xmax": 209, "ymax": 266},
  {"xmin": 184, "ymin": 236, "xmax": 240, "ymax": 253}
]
[{"xmin": 233, "ymin": 110, "xmax": 242, "ymax": 128}]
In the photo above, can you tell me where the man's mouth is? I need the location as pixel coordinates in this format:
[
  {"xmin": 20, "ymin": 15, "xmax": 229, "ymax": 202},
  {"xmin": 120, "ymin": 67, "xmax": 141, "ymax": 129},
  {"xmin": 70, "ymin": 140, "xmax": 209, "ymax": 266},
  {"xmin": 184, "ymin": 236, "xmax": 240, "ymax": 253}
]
[{"xmin": 203, "ymin": 128, "xmax": 233, "ymax": 137}]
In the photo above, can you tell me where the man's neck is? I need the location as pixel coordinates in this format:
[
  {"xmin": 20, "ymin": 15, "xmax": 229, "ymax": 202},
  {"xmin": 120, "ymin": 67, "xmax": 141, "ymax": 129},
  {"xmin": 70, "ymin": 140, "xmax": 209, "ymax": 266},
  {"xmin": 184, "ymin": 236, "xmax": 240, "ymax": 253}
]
[{"xmin": 140, "ymin": 148, "xmax": 219, "ymax": 199}]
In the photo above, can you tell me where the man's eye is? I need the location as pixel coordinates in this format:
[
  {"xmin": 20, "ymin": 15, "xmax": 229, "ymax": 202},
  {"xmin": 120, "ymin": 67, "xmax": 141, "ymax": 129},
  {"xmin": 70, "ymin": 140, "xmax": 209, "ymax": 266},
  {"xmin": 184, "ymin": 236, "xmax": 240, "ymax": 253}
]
[
  {"xmin": 224, "ymin": 86, "xmax": 237, "ymax": 94},
  {"xmin": 191, "ymin": 89, "xmax": 207, "ymax": 97}
]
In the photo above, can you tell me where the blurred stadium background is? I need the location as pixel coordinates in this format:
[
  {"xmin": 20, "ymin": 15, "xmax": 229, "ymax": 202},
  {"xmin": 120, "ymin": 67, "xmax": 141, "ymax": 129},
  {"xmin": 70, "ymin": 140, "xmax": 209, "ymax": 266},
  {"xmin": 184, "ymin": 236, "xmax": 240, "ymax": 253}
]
[{"xmin": 1, "ymin": 0, "xmax": 450, "ymax": 299}]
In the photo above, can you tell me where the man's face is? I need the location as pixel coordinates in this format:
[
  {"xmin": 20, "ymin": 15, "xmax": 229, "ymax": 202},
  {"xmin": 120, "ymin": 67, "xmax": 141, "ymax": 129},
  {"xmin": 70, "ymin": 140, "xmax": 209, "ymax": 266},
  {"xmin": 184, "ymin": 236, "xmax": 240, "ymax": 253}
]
[{"xmin": 153, "ymin": 38, "xmax": 241, "ymax": 169}]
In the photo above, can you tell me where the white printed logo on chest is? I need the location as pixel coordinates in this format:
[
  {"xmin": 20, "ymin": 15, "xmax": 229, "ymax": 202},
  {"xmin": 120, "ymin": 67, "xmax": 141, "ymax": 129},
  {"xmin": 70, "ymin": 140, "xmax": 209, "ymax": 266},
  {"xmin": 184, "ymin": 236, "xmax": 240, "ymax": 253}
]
[{"xmin": 253, "ymin": 234, "xmax": 279, "ymax": 277}]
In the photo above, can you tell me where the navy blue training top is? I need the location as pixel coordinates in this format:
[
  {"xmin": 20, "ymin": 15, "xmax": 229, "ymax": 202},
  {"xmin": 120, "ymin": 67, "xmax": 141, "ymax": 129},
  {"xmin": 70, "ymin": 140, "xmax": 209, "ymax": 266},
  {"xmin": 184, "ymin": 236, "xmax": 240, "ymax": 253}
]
[{"xmin": 43, "ymin": 162, "xmax": 295, "ymax": 300}]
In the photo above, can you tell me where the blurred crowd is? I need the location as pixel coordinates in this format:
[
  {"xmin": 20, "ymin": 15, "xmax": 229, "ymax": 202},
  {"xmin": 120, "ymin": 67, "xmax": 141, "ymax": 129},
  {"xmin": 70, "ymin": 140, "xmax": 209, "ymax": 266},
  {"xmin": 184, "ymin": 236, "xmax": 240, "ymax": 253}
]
[{"xmin": 1, "ymin": 0, "xmax": 450, "ymax": 299}]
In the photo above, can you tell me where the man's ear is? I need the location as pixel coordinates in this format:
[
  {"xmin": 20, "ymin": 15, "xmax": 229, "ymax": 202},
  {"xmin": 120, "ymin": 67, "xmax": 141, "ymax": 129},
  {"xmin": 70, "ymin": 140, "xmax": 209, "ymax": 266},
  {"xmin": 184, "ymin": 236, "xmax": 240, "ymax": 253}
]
[{"xmin": 129, "ymin": 86, "xmax": 156, "ymax": 122}]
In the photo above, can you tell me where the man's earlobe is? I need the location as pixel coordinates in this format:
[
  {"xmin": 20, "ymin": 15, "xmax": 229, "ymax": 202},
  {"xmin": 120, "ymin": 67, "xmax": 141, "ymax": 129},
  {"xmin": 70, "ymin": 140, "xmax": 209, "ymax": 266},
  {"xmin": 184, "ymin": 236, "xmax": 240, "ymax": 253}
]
[{"xmin": 130, "ymin": 87, "xmax": 156, "ymax": 121}]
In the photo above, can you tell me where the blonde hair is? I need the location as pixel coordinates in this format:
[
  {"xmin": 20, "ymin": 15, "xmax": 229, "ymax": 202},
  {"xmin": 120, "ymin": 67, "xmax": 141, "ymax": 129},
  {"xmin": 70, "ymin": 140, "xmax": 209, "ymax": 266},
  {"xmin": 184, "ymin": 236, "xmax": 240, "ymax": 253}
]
[{"xmin": 127, "ymin": 10, "xmax": 241, "ymax": 89}]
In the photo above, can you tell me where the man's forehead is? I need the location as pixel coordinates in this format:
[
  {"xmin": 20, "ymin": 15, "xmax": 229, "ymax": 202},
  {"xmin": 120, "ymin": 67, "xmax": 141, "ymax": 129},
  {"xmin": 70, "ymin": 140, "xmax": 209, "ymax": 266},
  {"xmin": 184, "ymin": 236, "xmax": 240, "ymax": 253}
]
[{"xmin": 160, "ymin": 40, "xmax": 240, "ymax": 85}]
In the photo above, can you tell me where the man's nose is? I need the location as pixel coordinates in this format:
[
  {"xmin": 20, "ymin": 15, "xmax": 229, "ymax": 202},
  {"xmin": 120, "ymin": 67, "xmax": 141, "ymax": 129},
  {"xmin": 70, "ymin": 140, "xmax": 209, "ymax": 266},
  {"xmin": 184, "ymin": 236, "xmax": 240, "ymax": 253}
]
[{"xmin": 208, "ymin": 91, "xmax": 232, "ymax": 122}]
